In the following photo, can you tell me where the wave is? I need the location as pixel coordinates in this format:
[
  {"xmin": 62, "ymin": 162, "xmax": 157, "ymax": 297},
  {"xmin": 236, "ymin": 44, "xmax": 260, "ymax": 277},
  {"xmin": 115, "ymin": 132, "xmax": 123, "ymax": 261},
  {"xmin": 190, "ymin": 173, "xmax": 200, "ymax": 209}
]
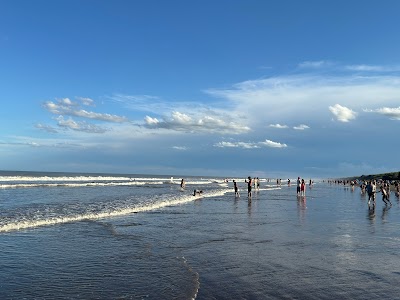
[
  {"xmin": 0, "ymin": 175, "xmax": 135, "ymax": 182},
  {"xmin": 0, "ymin": 178, "xmax": 220, "ymax": 189},
  {"xmin": 0, "ymin": 189, "xmax": 229, "ymax": 233},
  {"xmin": 0, "ymin": 181, "xmax": 165, "ymax": 189},
  {"xmin": 0, "ymin": 175, "xmax": 223, "ymax": 183}
]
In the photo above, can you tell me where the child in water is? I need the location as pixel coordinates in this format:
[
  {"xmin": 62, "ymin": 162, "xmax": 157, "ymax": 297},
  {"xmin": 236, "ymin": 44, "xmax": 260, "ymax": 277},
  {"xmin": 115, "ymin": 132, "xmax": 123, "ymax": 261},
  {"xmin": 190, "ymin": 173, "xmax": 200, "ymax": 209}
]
[{"xmin": 193, "ymin": 189, "xmax": 203, "ymax": 196}]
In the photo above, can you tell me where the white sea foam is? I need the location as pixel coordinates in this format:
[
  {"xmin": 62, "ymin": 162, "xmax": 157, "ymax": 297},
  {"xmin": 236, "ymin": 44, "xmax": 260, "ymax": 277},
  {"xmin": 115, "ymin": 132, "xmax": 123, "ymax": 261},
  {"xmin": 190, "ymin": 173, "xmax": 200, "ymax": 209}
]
[
  {"xmin": 0, "ymin": 175, "xmax": 133, "ymax": 182},
  {"xmin": 0, "ymin": 175, "xmax": 222, "ymax": 183},
  {"xmin": 0, "ymin": 175, "xmax": 218, "ymax": 189},
  {"xmin": 0, "ymin": 181, "xmax": 165, "ymax": 189},
  {"xmin": 0, "ymin": 189, "xmax": 229, "ymax": 233}
]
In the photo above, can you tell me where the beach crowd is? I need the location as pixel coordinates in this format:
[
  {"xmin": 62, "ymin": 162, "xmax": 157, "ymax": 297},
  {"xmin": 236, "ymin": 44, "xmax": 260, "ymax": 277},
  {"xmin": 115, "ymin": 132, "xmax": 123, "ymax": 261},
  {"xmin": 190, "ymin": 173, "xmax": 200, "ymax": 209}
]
[{"xmin": 327, "ymin": 179, "xmax": 400, "ymax": 207}]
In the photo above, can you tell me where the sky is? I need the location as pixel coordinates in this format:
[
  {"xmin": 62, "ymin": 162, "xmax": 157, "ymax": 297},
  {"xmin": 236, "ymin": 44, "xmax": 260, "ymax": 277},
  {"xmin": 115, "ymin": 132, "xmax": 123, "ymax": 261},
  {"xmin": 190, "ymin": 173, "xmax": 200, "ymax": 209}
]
[{"xmin": 1, "ymin": 0, "xmax": 400, "ymax": 179}]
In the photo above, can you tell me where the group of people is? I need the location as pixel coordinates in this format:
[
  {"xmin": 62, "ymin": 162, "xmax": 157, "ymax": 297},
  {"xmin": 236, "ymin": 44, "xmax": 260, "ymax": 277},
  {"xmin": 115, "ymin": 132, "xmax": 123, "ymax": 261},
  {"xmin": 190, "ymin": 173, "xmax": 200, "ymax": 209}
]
[
  {"xmin": 296, "ymin": 177, "xmax": 308, "ymax": 196},
  {"xmin": 184, "ymin": 176, "xmax": 316, "ymax": 199},
  {"xmin": 232, "ymin": 177, "xmax": 261, "ymax": 198},
  {"xmin": 180, "ymin": 178, "xmax": 203, "ymax": 197},
  {"xmin": 360, "ymin": 180, "xmax": 397, "ymax": 207},
  {"xmin": 234, "ymin": 176, "xmax": 311, "ymax": 198}
]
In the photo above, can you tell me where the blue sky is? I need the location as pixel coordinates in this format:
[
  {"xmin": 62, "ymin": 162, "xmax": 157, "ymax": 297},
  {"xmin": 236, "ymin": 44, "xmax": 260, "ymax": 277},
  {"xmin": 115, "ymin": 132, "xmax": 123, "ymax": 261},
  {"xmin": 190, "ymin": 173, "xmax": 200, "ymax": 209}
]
[{"xmin": 1, "ymin": 0, "xmax": 400, "ymax": 179}]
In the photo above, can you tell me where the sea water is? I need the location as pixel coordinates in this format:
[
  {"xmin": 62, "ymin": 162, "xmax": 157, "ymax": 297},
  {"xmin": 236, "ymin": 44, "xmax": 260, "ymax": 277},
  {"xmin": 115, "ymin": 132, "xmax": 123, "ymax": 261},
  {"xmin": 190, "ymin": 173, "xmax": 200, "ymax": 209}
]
[{"xmin": 0, "ymin": 171, "xmax": 400, "ymax": 299}]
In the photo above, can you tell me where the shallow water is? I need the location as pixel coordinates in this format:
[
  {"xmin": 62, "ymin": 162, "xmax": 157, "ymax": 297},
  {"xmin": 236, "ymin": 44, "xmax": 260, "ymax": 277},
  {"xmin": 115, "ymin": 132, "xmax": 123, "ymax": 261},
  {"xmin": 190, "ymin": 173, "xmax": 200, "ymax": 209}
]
[{"xmin": 1, "ymin": 174, "xmax": 400, "ymax": 299}]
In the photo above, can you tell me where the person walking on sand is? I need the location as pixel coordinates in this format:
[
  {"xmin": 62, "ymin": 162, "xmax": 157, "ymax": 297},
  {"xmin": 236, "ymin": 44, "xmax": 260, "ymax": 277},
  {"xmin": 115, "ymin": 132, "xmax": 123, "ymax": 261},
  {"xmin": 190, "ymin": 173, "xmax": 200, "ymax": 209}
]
[{"xmin": 233, "ymin": 180, "xmax": 240, "ymax": 197}]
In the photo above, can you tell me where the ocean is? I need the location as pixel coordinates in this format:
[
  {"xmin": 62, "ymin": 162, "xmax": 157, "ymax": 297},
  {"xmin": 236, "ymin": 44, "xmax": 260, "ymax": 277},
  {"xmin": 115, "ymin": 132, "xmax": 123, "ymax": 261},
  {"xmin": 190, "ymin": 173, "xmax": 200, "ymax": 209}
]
[{"xmin": 0, "ymin": 171, "xmax": 400, "ymax": 299}]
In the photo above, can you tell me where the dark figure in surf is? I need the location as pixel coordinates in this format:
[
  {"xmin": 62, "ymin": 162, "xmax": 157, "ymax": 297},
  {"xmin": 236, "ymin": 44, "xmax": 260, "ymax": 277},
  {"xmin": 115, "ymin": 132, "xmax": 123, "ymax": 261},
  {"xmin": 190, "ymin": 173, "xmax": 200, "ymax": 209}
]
[
  {"xmin": 233, "ymin": 180, "xmax": 240, "ymax": 197},
  {"xmin": 366, "ymin": 181, "xmax": 376, "ymax": 204},
  {"xmin": 193, "ymin": 189, "xmax": 203, "ymax": 196},
  {"xmin": 247, "ymin": 177, "xmax": 252, "ymax": 198},
  {"xmin": 296, "ymin": 177, "xmax": 301, "ymax": 196},
  {"xmin": 379, "ymin": 185, "xmax": 392, "ymax": 206}
]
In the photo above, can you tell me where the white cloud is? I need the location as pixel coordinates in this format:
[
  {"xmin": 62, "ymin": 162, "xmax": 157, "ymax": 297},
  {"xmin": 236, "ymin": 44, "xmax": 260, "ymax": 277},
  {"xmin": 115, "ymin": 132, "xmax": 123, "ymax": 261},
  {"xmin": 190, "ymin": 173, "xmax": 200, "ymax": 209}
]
[
  {"xmin": 172, "ymin": 111, "xmax": 192, "ymax": 124},
  {"xmin": 269, "ymin": 124, "xmax": 289, "ymax": 129},
  {"xmin": 43, "ymin": 100, "xmax": 127, "ymax": 123},
  {"xmin": 0, "ymin": 136, "xmax": 87, "ymax": 150},
  {"xmin": 56, "ymin": 116, "xmax": 107, "ymax": 133},
  {"xmin": 329, "ymin": 104, "xmax": 357, "ymax": 122},
  {"xmin": 144, "ymin": 111, "xmax": 250, "ymax": 134},
  {"xmin": 59, "ymin": 98, "xmax": 76, "ymax": 106},
  {"xmin": 77, "ymin": 97, "xmax": 95, "ymax": 106},
  {"xmin": 293, "ymin": 124, "xmax": 310, "ymax": 130},
  {"xmin": 144, "ymin": 116, "xmax": 160, "ymax": 125},
  {"xmin": 215, "ymin": 138, "xmax": 287, "ymax": 149},
  {"xmin": 214, "ymin": 141, "xmax": 259, "ymax": 149},
  {"xmin": 35, "ymin": 123, "xmax": 58, "ymax": 133},
  {"xmin": 298, "ymin": 60, "xmax": 332, "ymax": 69},
  {"xmin": 259, "ymin": 139, "xmax": 287, "ymax": 148},
  {"xmin": 363, "ymin": 106, "xmax": 400, "ymax": 120},
  {"xmin": 205, "ymin": 74, "xmax": 400, "ymax": 128},
  {"xmin": 172, "ymin": 146, "xmax": 188, "ymax": 151},
  {"xmin": 28, "ymin": 142, "xmax": 40, "ymax": 147},
  {"xmin": 345, "ymin": 64, "xmax": 400, "ymax": 72}
]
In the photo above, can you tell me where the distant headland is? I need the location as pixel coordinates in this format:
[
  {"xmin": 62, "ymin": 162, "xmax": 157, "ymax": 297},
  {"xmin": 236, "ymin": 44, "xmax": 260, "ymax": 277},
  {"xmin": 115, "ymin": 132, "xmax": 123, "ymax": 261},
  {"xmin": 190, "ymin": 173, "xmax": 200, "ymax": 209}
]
[{"xmin": 344, "ymin": 171, "xmax": 400, "ymax": 182}]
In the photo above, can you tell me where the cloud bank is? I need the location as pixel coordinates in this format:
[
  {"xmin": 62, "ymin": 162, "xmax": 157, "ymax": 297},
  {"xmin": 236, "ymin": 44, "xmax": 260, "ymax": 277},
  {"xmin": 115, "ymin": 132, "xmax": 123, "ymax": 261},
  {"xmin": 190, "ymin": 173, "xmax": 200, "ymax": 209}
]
[
  {"xmin": 144, "ymin": 111, "xmax": 250, "ymax": 134},
  {"xmin": 214, "ymin": 139, "xmax": 287, "ymax": 149},
  {"xmin": 364, "ymin": 107, "xmax": 400, "ymax": 120},
  {"xmin": 43, "ymin": 98, "xmax": 127, "ymax": 123}
]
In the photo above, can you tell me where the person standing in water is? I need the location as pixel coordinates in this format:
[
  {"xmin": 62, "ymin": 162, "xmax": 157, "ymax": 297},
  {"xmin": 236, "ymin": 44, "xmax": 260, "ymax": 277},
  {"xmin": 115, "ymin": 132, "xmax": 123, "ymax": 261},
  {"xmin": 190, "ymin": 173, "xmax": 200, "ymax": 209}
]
[
  {"xmin": 379, "ymin": 185, "xmax": 392, "ymax": 206},
  {"xmin": 366, "ymin": 181, "xmax": 377, "ymax": 204},
  {"xmin": 300, "ymin": 179, "xmax": 306, "ymax": 196},
  {"xmin": 247, "ymin": 176, "xmax": 252, "ymax": 198},
  {"xmin": 296, "ymin": 177, "xmax": 301, "ymax": 196},
  {"xmin": 395, "ymin": 181, "xmax": 400, "ymax": 197},
  {"xmin": 233, "ymin": 180, "xmax": 240, "ymax": 197},
  {"xmin": 180, "ymin": 178, "xmax": 185, "ymax": 189}
]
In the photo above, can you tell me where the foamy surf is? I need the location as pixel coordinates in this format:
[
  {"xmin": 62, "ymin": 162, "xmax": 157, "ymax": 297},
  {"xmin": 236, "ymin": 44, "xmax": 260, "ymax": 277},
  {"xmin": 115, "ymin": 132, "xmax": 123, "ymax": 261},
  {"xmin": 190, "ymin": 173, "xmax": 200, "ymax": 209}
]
[
  {"xmin": 0, "ymin": 181, "xmax": 163, "ymax": 189},
  {"xmin": 0, "ymin": 189, "xmax": 229, "ymax": 233},
  {"xmin": 0, "ymin": 175, "xmax": 220, "ymax": 189}
]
